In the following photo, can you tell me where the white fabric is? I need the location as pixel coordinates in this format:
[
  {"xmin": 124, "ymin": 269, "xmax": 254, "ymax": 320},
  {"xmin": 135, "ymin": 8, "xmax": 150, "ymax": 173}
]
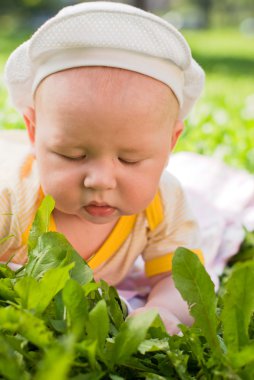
[
  {"xmin": 4, "ymin": 1, "xmax": 205, "ymax": 119},
  {"xmin": 32, "ymin": 48, "xmax": 184, "ymax": 107},
  {"xmin": 169, "ymin": 152, "xmax": 254, "ymax": 287}
]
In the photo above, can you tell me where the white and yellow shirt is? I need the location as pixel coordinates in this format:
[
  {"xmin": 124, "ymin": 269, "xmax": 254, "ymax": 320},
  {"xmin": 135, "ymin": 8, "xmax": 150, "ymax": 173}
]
[{"xmin": 0, "ymin": 143, "xmax": 203, "ymax": 285}]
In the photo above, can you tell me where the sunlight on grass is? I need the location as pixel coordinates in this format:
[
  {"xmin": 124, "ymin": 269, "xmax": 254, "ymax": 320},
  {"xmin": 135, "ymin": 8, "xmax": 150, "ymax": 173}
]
[
  {"xmin": 0, "ymin": 31, "xmax": 29, "ymax": 131},
  {"xmin": 0, "ymin": 28, "xmax": 254, "ymax": 171},
  {"xmin": 176, "ymin": 29, "xmax": 254, "ymax": 172}
]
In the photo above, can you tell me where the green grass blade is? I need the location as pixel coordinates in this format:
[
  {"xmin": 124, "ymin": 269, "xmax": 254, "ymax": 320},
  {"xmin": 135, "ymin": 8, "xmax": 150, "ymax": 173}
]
[
  {"xmin": 109, "ymin": 309, "xmax": 159, "ymax": 366},
  {"xmin": 172, "ymin": 247, "xmax": 221, "ymax": 354},
  {"xmin": 62, "ymin": 278, "xmax": 89, "ymax": 338},
  {"xmin": 28, "ymin": 195, "xmax": 55, "ymax": 252},
  {"xmin": 221, "ymin": 261, "xmax": 254, "ymax": 354},
  {"xmin": 34, "ymin": 335, "xmax": 75, "ymax": 380}
]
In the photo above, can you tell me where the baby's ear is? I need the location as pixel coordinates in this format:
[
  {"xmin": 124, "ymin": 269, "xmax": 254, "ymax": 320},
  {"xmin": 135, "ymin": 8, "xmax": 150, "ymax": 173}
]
[
  {"xmin": 170, "ymin": 120, "xmax": 184, "ymax": 150},
  {"xmin": 23, "ymin": 107, "xmax": 36, "ymax": 145}
]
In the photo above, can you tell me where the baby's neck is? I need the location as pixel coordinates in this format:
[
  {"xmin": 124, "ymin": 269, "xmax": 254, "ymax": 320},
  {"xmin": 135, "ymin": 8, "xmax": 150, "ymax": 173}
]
[{"xmin": 52, "ymin": 209, "xmax": 119, "ymax": 261}]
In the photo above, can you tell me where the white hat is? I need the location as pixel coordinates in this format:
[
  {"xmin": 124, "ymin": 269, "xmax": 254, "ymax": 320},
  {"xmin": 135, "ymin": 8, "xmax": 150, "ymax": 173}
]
[{"xmin": 4, "ymin": 1, "xmax": 205, "ymax": 119}]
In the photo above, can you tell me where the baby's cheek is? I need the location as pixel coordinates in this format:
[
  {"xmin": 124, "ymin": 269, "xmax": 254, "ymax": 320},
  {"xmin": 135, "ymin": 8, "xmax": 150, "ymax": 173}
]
[
  {"xmin": 122, "ymin": 182, "xmax": 158, "ymax": 214},
  {"xmin": 39, "ymin": 168, "xmax": 70, "ymax": 196}
]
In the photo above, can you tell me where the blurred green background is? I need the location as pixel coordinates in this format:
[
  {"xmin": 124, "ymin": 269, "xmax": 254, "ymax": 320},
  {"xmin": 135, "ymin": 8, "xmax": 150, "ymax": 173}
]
[{"xmin": 0, "ymin": 0, "xmax": 254, "ymax": 171}]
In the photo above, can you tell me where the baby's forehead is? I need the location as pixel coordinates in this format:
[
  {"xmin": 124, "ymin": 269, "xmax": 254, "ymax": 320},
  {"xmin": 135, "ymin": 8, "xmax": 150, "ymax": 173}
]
[
  {"xmin": 35, "ymin": 67, "xmax": 179, "ymax": 123},
  {"xmin": 37, "ymin": 66, "xmax": 176, "ymax": 104}
]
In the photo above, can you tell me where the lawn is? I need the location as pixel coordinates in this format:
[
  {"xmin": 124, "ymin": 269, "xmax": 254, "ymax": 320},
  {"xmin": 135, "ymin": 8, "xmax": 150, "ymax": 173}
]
[
  {"xmin": 179, "ymin": 29, "xmax": 254, "ymax": 172},
  {"xmin": 0, "ymin": 28, "xmax": 254, "ymax": 171}
]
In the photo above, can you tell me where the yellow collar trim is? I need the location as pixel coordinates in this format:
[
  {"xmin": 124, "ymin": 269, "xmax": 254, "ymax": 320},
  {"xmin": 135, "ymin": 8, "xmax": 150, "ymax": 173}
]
[
  {"xmin": 145, "ymin": 249, "xmax": 204, "ymax": 277},
  {"xmin": 22, "ymin": 190, "xmax": 163, "ymax": 270},
  {"xmin": 145, "ymin": 191, "xmax": 164, "ymax": 231},
  {"xmin": 88, "ymin": 214, "xmax": 137, "ymax": 270}
]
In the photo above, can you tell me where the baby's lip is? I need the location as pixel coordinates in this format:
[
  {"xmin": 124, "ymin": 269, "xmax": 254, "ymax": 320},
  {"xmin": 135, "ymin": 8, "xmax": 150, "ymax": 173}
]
[
  {"xmin": 87, "ymin": 201, "xmax": 110, "ymax": 207},
  {"xmin": 84, "ymin": 202, "xmax": 116, "ymax": 217}
]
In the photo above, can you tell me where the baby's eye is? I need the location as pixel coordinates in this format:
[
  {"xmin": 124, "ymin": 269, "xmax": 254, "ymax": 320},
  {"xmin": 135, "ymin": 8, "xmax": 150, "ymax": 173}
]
[
  {"xmin": 61, "ymin": 154, "xmax": 86, "ymax": 161},
  {"xmin": 118, "ymin": 158, "xmax": 139, "ymax": 165}
]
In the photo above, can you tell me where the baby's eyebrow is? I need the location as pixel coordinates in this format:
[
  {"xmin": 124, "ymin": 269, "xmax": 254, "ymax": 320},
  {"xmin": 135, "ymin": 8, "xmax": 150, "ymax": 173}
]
[
  {"xmin": 48, "ymin": 135, "xmax": 82, "ymax": 147},
  {"xmin": 120, "ymin": 145, "xmax": 147, "ymax": 153},
  {"xmin": 49, "ymin": 141, "xmax": 85, "ymax": 151}
]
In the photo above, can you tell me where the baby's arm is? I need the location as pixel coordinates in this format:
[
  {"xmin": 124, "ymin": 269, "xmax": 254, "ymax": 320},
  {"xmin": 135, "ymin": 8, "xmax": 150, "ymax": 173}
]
[{"xmin": 130, "ymin": 273, "xmax": 192, "ymax": 335}]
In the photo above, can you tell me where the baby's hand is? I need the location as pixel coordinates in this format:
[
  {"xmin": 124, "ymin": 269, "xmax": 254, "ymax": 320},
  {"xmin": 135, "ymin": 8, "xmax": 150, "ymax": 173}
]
[{"xmin": 128, "ymin": 305, "xmax": 181, "ymax": 335}]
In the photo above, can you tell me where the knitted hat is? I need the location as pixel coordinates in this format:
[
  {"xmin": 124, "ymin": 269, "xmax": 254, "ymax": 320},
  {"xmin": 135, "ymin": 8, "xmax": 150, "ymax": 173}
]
[{"xmin": 4, "ymin": 1, "xmax": 205, "ymax": 119}]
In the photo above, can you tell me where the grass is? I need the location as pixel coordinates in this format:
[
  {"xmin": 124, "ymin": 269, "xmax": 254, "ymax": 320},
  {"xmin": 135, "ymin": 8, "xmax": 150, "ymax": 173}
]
[
  {"xmin": 178, "ymin": 29, "xmax": 254, "ymax": 172},
  {"xmin": 0, "ymin": 28, "xmax": 254, "ymax": 171},
  {"xmin": 0, "ymin": 30, "xmax": 31, "ymax": 131}
]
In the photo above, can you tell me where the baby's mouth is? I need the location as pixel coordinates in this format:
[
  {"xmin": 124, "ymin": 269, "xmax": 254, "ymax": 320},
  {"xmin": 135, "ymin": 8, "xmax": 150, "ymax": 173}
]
[{"xmin": 84, "ymin": 202, "xmax": 116, "ymax": 217}]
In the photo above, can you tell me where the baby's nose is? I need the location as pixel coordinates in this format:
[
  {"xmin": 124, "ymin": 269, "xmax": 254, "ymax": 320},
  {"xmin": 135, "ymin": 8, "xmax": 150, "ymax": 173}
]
[{"xmin": 83, "ymin": 161, "xmax": 117, "ymax": 190}]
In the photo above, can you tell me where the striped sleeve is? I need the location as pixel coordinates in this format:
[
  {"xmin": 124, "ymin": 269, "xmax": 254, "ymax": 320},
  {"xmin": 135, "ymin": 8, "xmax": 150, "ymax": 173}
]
[
  {"xmin": 0, "ymin": 186, "xmax": 22, "ymax": 261},
  {"xmin": 0, "ymin": 152, "xmax": 41, "ymax": 263}
]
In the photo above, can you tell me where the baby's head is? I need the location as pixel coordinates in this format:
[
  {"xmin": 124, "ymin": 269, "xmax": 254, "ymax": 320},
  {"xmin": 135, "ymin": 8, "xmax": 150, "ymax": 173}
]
[{"xmin": 4, "ymin": 2, "xmax": 204, "ymax": 223}]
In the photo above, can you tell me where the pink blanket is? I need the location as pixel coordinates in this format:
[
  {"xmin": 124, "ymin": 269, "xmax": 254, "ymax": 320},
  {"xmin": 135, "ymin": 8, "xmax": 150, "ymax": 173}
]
[{"xmin": 170, "ymin": 153, "xmax": 254, "ymax": 277}]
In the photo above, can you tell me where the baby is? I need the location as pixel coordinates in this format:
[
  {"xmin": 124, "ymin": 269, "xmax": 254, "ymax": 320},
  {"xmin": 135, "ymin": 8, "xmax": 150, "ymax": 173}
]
[{"xmin": 1, "ymin": 1, "xmax": 205, "ymax": 334}]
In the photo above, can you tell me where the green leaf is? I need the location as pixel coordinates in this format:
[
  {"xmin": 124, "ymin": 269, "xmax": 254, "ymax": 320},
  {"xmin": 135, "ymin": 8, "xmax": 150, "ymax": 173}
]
[
  {"xmin": 87, "ymin": 299, "xmax": 109, "ymax": 357},
  {"xmin": 14, "ymin": 263, "xmax": 73, "ymax": 315},
  {"xmin": 70, "ymin": 373, "xmax": 105, "ymax": 380},
  {"xmin": 172, "ymin": 247, "xmax": 221, "ymax": 354},
  {"xmin": 238, "ymin": 361, "xmax": 254, "ymax": 380},
  {"xmin": 25, "ymin": 232, "xmax": 93, "ymax": 285},
  {"xmin": 109, "ymin": 308, "xmax": 159, "ymax": 366},
  {"xmin": 121, "ymin": 356, "xmax": 157, "ymax": 373},
  {"xmin": 228, "ymin": 342, "xmax": 254, "ymax": 368},
  {"xmin": 83, "ymin": 282, "xmax": 101, "ymax": 296},
  {"xmin": 100, "ymin": 281, "xmax": 125, "ymax": 330},
  {"xmin": 221, "ymin": 261, "xmax": 254, "ymax": 353},
  {"xmin": 177, "ymin": 325, "xmax": 206, "ymax": 367},
  {"xmin": 39, "ymin": 263, "xmax": 74, "ymax": 312},
  {"xmin": 249, "ymin": 313, "xmax": 254, "ymax": 339},
  {"xmin": 0, "ymin": 278, "xmax": 16, "ymax": 301},
  {"xmin": 14, "ymin": 276, "xmax": 41, "ymax": 311},
  {"xmin": 138, "ymin": 339, "xmax": 169, "ymax": 355},
  {"xmin": 0, "ymin": 334, "xmax": 30, "ymax": 380},
  {"xmin": 0, "ymin": 305, "xmax": 20, "ymax": 330},
  {"xmin": 49, "ymin": 319, "xmax": 67, "ymax": 334},
  {"xmin": 76, "ymin": 339, "xmax": 100, "ymax": 371},
  {"xmin": 54, "ymin": 291, "xmax": 65, "ymax": 320},
  {"xmin": 28, "ymin": 195, "xmax": 55, "ymax": 252},
  {"xmin": 0, "ymin": 263, "xmax": 15, "ymax": 278},
  {"xmin": 143, "ymin": 374, "xmax": 168, "ymax": 380},
  {"xmin": 34, "ymin": 335, "xmax": 75, "ymax": 380},
  {"xmin": 24, "ymin": 195, "xmax": 93, "ymax": 285},
  {"xmin": 166, "ymin": 350, "xmax": 192, "ymax": 380},
  {"xmin": 18, "ymin": 311, "xmax": 53, "ymax": 348},
  {"xmin": 0, "ymin": 306, "xmax": 53, "ymax": 348},
  {"xmin": 62, "ymin": 278, "xmax": 88, "ymax": 338}
]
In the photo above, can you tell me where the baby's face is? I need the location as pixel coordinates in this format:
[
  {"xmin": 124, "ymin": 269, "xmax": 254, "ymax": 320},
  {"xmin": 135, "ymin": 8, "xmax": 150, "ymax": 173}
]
[{"xmin": 29, "ymin": 67, "xmax": 180, "ymax": 224}]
